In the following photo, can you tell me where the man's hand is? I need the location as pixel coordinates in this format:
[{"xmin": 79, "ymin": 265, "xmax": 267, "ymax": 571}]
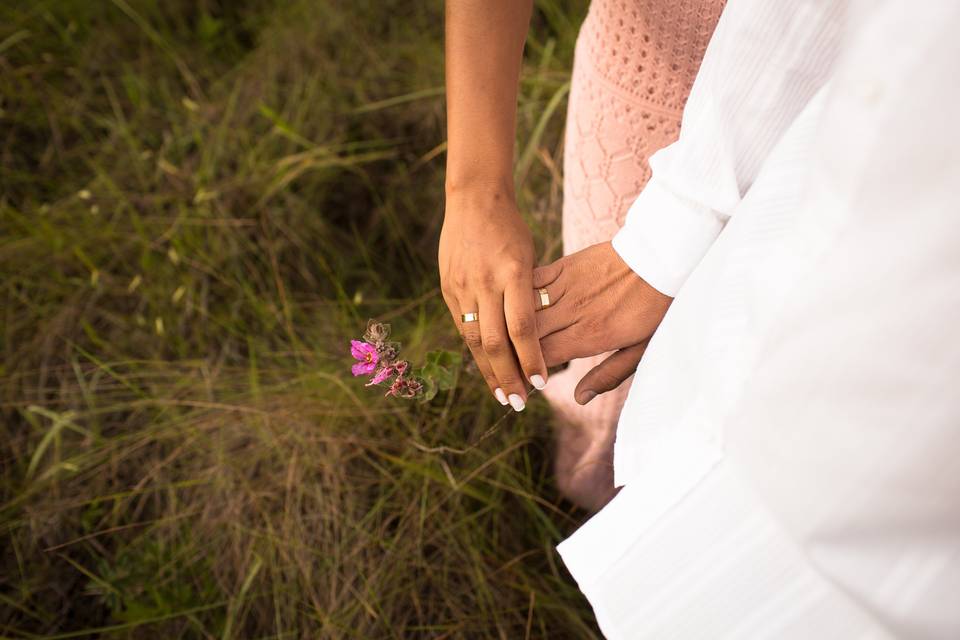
[{"xmin": 534, "ymin": 242, "xmax": 672, "ymax": 404}]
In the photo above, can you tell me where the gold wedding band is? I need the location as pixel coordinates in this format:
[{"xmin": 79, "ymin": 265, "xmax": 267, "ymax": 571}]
[
  {"xmin": 461, "ymin": 312, "xmax": 479, "ymax": 323},
  {"xmin": 538, "ymin": 288, "xmax": 551, "ymax": 309}
]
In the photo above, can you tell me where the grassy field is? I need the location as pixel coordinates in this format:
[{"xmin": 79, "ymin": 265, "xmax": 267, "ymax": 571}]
[{"xmin": 0, "ymin": 0, "xmax": 598, "ymax": 637}]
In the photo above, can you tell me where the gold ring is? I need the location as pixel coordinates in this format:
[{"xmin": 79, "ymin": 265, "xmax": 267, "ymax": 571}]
[
  {"xmin": 461, "ymin": 312, "xmax": 479, "ymax": 323},
  {"xmin": 538, "ymin": 288, "xmax": 551, "ymax": 309}
]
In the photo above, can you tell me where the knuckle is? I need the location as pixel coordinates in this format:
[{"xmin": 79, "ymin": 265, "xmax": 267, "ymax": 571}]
[
  {"xmin": 519, "ymin": 359, "xmax": 540, "ymax": 375},
  {"xmin": 507, "ymin": 315, "xmax": 534, "ymax": 339},
  {"xmin": 445, "ymin": 269, "xmax": 467, "ymax": 289},
  {"xmin": 474, "ymin": 271, "xmax": 497, "ymax": 289},
  {"xmin": 481, "ymin": 332, "xmax": 506, "ymax": 354},
  {"xmin": 439, "ymin": 277, "xmax": 456, "ymax": 294},
  {"xmin": 462, "ymin": 332, "xmax": 483, "ymax": 349},
  {"xmin": 540, "ymin": 343, "xmax": 563, "ymax": 368},
  {"xmin": 502, "ymin": 261, "xmax": 526, "ymax": 279},
  {"xmin": 581, "ymin": 315, "xmax": 605, "ymax": 337}
]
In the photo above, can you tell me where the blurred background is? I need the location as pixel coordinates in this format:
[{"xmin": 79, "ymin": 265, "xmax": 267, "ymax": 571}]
[{"xmin": 0, "ymin": 0, "xmax": 599, "ymax": 637}]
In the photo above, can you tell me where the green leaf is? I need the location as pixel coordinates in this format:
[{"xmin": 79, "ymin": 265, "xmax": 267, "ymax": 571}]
[
  {"xmin": 424, "ymin": 350, "xmax": 460, "ymax": 388},
  {"xmin": 416, "ymin": 350, "xmax": 461, "ymax": 402},
  {"xmin": 418, "ymin": 375, "xmax": 438, "ymax": 402}
]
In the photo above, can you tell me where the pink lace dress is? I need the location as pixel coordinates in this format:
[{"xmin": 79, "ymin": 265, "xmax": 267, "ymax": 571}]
[{"xmin": 543, "ymin": 0, "xmax": 725, "ymax": 510}]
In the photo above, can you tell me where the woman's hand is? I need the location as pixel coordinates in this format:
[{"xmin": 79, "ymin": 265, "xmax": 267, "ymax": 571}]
[
  {"xmin": 439, "ymin": 186, "xmax": 547, "ymax": 411},
  {"xmin": 534, "ymin": 241, "xmax": 672, "ymax": 403}
]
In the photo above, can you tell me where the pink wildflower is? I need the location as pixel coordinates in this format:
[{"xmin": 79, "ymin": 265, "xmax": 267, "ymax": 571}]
[
  {"xmin": 366, "ymin": 364, "xmax": 395, "ymax": 386},
  {"xmin": 350, "ymin": 340, "xmax": 379, "ymax": 377},
  {"xmin": 366, "ymin": 359, "xmax": 410, "ymax": 386},
  {"xmin": 385, "ymin": 376, "xmax": 404, "ymax": 397},
  {"xmin": 385, "ymin": 375, "xmax": 423, "ymax": 399}
]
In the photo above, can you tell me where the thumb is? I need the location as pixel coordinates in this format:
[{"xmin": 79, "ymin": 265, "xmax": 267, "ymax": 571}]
[{"xmin": 574, "ymin": 341, "xmax": 648, "ymax": 405}]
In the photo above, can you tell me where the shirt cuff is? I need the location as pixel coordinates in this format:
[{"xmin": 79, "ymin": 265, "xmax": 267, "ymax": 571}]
[{"xmin": 611, "ymin": 178, "xmax": 726, "ymax": 297}]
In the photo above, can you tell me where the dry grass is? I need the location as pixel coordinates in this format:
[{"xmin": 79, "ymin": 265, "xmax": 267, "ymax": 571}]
[{"xmin": 0, "ymin": 0, "xmax": 597, "ymax": 637}]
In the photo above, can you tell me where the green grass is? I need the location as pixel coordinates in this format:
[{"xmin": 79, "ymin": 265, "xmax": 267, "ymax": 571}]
[{"xmin": 0, "ymin": 0, "xmax": 596, "ymax": 637}]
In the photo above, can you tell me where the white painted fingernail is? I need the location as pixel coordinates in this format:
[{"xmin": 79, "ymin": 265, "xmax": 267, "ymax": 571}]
[
  {"xmin": 530, "ymin": 374, "xmax": 546, "ymax": 390},
  {"xmin": 508, "ymin": 393, "xmax": 525, "ymax": 412},
  {"xmin": 494, "ymin": 388, "xmax": 508, "ymax": 405}
]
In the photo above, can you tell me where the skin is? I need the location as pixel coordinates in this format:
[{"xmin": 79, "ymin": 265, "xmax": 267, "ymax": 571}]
[
  {"xmin": 533, "ymin": 242, "xmax": 673, "ymax": 404},
  {"xmin": 441, "ymin": 0, "xmax": 544, "ymax": 411},
  {"xmin": 442, "ymin": 3, "xmax": 670, "ymax": 412}
]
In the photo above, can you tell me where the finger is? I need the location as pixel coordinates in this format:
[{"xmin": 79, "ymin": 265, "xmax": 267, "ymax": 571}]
[
  {"xmin": 532, "ymin": 260, "xmax": 563, "ymax": 289},
  {"xmin": 478, "ymin": 292, "xmax": 528, "ymax": 411},
  {"xmin": 531, "ymin": 279, "xmax": 565, "ymax": 312},
  {"xmin": 449, "ymin": 294, "xmax": 506, "ymax": 405},
  {"xmin": 532, "ymin": 287, "xmax": 544, "ymax": 312},
  {"xmin": 536, "ymin": 294, "xmax": 575, "ymax": 338},
  {"xmin": 542, "ymin": 323, "xmax": 644, "ymax": 368},
  {"xmin": 504, "ymin": 279, "xmax": 547, "ymax": 390},
  {"xmin": 574, "ymin": 341, "xmax": 648, "ymax": 405},
  {"xmin": 540, "ymin": 325, "xmax": 589, "ymax": 368}
]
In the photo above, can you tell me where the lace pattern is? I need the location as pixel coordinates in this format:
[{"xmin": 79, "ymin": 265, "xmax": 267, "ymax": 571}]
[{"xmin": 544, "ymin": 0, "xmax": 725, "ymax": 509}]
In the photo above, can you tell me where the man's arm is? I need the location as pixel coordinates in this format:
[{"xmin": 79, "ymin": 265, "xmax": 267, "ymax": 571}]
[
  {"xmin": 612, "ymin": 0, "xmax": 845, "ymax": 296},
  {"xmin": 536, "ymin": 0, "xmax": 848, "ymax": 402}
]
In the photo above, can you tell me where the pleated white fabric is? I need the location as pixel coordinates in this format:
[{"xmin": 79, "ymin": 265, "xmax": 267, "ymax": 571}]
[
  {"xmin": 558, "ymin": 1, "xmax": 960, "ymax": 637},
  {"xmin": 560, "ymin": 463, "xmax": 894, "ymax": 639}
]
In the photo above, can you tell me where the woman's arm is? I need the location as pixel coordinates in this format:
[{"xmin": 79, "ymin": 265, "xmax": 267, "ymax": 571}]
[
  {"xmin": 440, "ymin": 0, "xmax": 546, "ymax": 411},
  {"xmin": 444, "ymin": 0, "xmax": 531, "ymax": 191}
]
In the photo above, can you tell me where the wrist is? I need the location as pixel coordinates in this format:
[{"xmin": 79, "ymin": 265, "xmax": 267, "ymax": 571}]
[
  {"xmin": 606, "ymin": 241, "xmax": 674, "ymax": 308},
  {"xmin": 445, "ymin": 171, "xmax": 514, "ymax": 192},
  {"xmin": 444, "ymin": 176, "xmax": 517, "ymax": 215}
]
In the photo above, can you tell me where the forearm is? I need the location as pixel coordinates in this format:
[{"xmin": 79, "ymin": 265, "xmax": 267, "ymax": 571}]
[{"xmin": 444, "ymin": 0, "xmax": 533, "ymax": 197}]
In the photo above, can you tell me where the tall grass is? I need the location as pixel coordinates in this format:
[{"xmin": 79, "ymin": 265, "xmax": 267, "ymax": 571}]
[{"xmin": 0, "ymin": 0, "xmax": 596, "ymax": 637}]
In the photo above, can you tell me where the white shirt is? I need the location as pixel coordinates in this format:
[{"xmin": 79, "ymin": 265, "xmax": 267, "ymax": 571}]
[{"xmin": 557, "ymin": 1, "xmax": 960, "ymax": 638}]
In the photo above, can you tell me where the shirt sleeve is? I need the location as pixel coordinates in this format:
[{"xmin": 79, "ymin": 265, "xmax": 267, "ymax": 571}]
[
  {"xmin": 613, "ymin": 0, "xmax": 843, "ymax": 296},
  {"xmin": 564, "ymin": 1, "xmax": 960, "ymax": 636}
]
